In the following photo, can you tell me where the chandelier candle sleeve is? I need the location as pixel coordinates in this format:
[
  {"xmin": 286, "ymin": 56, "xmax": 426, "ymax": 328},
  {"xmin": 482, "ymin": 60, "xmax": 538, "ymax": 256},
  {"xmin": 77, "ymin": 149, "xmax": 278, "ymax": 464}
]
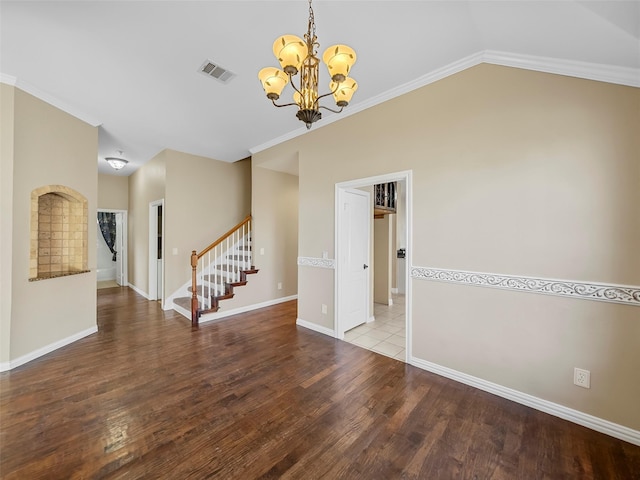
[{"xmin": 258, "ymin": 0, "xmax": 358, "ymax": 129}]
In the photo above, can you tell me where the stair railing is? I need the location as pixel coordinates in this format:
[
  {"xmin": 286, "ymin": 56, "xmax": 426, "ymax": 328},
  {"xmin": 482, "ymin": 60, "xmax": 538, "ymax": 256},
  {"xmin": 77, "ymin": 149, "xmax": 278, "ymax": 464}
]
[
  {"xmin": 190, "ymin": 214, "xmax": 252, "ymax": 328},
  {"xmin": 375, "ymin": 182, "xmax": 397, "ymax": 211}
]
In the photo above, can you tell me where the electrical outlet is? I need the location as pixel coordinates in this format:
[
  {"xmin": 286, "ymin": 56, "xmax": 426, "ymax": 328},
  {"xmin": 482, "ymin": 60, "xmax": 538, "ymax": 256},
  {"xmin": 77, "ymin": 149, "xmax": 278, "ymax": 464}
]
[
  {"xmin": 277, "ymin": 282, "xmax": 282, "ymax": 290},
  {"xmin": 321, "ymin": 304, "xmax": 327, "ymax": 314},
  {"xmin": 574, "ymin": 368, "xmax": 590, "ymax": 389}
]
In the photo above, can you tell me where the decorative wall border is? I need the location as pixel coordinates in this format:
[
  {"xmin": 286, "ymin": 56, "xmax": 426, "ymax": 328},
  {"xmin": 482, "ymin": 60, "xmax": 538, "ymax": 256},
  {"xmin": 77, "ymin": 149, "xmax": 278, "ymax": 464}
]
[
  {"xmin": 411, "ymin": 266, "xmax": 640, "ymax": 307},
  {"xmin": 298, "ymin": 257, "xmax": 335, "ymax": 269}
]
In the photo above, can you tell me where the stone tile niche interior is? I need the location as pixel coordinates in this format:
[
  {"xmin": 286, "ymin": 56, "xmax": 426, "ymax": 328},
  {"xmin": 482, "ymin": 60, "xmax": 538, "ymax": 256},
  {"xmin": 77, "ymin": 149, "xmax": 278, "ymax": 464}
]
[{"xmin": 29, "ymin": 185, "xmax": 89, "ymax": 281}]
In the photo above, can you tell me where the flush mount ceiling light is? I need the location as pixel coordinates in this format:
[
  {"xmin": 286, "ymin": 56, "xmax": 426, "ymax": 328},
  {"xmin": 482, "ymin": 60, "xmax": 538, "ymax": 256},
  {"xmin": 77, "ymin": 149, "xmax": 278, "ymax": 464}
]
[
  {"xmin": 105, "ymin": 150, "xmax": 128, "ymax": 170},
  {"xmin": 258, "ymin": 0, "xmax": 358, "ymax": 130}
]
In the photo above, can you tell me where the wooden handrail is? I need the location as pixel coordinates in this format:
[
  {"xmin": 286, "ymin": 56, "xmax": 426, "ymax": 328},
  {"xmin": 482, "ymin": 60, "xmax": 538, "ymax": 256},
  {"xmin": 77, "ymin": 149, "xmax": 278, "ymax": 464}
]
[{"xmin": 196, "ymin": 215, "xmax": 252, "ymax": 260}]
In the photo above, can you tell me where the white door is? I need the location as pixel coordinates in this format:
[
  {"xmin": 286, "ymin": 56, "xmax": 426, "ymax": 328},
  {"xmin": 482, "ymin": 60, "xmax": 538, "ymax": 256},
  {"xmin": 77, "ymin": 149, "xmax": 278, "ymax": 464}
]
[{"xmin": 338, "ymin": 188, "xmax": 370, "ymax": 333}]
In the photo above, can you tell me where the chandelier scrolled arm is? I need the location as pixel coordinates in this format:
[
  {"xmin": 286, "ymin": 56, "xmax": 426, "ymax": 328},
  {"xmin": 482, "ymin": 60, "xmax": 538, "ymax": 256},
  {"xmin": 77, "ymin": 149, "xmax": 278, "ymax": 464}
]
[
  {"xmin": 258, "ymin": 0, "xmax": 358, "ymax": 130},
  {"xmin": 318, "ymin": 105, "xmax": 344, "ymax": 114}
]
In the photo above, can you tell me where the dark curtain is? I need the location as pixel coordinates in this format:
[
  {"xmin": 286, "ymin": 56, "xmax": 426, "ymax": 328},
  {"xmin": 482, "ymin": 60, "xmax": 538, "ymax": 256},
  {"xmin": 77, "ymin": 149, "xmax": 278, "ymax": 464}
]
[{"xmin": 98, "ymin": 212, "xmax": 117, "ymax": 261}]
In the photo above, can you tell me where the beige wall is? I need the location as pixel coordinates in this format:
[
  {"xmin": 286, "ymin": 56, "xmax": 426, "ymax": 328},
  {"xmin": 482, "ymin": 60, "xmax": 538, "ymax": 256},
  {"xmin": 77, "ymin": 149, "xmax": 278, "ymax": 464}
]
[
  {"xmin": 98, "ymin": 173, "xmax": 128, "ymax": 210},
  {"xmin": 6, "ymin": 86, "xmax": 98, "ymax": 361},
  {"xmin": 374, "ymin": 215, "xmax": 391, "ymax": 305},
  {"xmin": 0, "ymin": 83, "xmax": 15, "ymax": 365},
  {"xmin": 252, "ymin": 64, "xmax": 640, "ymax": 430},
  {"xmin": 163, "ymin": 151, "xmax": 251, "ymax": 297},
  {"xmin": 391, "ymin": 213, "xmax": 397, "ymax": 290},
  {"xmin": 228, "ymin": 165, "xmax": 299, "ymax": 308},
  {"xmin": 128, "ymin": 150, "xmax": 166, "ymax": 294}
]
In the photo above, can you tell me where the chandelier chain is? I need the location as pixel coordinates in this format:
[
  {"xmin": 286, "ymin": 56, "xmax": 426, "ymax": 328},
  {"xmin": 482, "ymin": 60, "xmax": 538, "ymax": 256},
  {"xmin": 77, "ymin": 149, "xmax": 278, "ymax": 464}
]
[{"xmin": 308, "ymin": 0, "xmax": 316, "ymax": 39}]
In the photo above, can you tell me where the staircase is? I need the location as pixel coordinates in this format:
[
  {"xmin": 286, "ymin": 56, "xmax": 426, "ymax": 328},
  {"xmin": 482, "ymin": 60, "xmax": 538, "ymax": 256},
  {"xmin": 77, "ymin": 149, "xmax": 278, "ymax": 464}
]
[
  {"xmin": 374, "ymin": 182, "xmax": 397, "ymax": 218},
  {"xmin": 171, "ymin": 215, "xmax": 258, "ymax": 328}
]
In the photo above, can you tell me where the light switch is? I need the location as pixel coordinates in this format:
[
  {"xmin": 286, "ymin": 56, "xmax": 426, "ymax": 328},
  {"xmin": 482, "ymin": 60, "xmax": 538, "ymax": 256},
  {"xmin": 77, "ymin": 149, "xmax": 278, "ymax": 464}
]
[
  {"xmin": 260, "ymin": 248, "xmax": 265, "ymax": 255},
  {"xmin": 172, "ymin": 247, "xmax": 178, "ymax": 255}
]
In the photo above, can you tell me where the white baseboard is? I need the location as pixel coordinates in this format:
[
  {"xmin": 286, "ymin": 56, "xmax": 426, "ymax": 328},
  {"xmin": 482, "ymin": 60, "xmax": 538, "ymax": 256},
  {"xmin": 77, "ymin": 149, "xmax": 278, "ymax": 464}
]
[
  {"xmin": 367, "ymin": 315, "xmax": 375, "ymax": 323},
  {"xmin": 296, "ymin": 318, "xmax": 337, "ymax": 337},
  {"xmin": 0, "ymin": 326, "xmax": 98, "ymax": 372},
  {"xmin": 127, "ymin": 283, "xmax": 149, "ymax": 299},
  {"xmin": 410, "ymin": 356, "xmax": 640, "ymax": 447},
  {"xmin": 199, "ymin": 295, "xmax": 298, "ymax": 324}
]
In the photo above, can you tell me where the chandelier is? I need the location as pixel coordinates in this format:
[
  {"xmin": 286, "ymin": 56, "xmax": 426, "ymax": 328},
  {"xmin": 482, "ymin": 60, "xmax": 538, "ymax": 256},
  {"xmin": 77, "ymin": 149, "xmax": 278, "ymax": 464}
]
[{"xmin": 258, "ymin": 0, "xmax": 358, "ymax": 129}]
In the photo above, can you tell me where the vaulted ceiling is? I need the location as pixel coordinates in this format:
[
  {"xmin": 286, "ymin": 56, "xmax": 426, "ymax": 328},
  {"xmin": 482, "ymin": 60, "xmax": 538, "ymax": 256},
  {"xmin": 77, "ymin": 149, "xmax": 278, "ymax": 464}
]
[{"xmin": 1, "ymin": 1, "xmax": 638, "ymax": 175}]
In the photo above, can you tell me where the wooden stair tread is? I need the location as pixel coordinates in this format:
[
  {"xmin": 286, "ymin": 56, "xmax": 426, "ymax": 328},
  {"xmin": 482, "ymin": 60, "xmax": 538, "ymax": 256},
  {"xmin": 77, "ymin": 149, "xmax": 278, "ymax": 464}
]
[
  {"xmin": 227, "ymin": 255, "xmax": 251, "ymax": 261},
  {"xmin": 208, "ymin": 265, "xmax": 259, "ymax": 274},
  {"xmin": 173, "ymin": 297, "xmax": 192, "ymax": 310},
  {"xmin": 188, "ymin": 285, "xmax": 222, "ymax": 296}
]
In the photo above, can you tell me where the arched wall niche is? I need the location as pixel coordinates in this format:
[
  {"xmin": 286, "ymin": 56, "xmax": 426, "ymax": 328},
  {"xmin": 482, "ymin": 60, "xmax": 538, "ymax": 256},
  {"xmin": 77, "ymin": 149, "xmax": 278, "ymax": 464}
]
[{"xmin": 29, "ymin": 185, "xmax": 89, "ymax": 281}]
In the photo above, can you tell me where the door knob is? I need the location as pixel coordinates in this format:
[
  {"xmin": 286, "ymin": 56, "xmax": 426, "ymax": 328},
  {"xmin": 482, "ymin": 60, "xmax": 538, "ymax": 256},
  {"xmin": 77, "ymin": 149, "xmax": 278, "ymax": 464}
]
[{"xmin": 363, "ymin": 264, "xmax": 369, "ymax": 269}]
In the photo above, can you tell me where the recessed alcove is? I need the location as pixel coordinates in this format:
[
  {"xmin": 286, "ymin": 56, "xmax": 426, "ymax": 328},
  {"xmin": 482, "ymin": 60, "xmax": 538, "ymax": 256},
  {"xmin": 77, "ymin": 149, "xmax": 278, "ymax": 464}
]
[{"xmin": 29, "ymin": 185, "xmax": 89, "ymax": 281}]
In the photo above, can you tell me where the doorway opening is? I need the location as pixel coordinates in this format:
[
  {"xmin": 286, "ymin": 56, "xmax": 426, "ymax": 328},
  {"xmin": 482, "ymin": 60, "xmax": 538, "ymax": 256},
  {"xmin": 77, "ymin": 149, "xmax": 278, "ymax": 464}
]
[
  {"xmin": 148, "ymin": 200, "xmax": 164, "ymax": 302},
  {"xmin": 335, "ymin": 170, "xmax": 412, "ymax": 361},
  {"xmin": 97, "ymin": 209, "xmax": 127, "ymax": 288}
]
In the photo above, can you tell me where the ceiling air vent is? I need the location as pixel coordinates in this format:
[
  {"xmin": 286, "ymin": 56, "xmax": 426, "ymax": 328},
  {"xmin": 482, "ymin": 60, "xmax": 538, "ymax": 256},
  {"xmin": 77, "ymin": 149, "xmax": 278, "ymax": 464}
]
[{"xmin": 199, "ymin": 60, "xmax": 236, "ymax": 84}]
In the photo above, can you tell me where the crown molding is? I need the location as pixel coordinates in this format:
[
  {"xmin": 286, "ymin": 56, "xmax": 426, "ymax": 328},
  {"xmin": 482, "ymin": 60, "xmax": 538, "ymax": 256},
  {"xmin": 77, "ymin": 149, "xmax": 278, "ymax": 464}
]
[
  {"xmin": 0, "ymin": 73, "xmax": 17, "ymax": 86},
  {"xmin": 0, "ymin": 72, "xmax": 102, "ymax": 127},
  {"xmin": 482, "ymin": 50, "xmax": 640, "ymax": 88},
  {"xmin": 250, "ymin": 50, "xmax": 640, "ymax": 155}
]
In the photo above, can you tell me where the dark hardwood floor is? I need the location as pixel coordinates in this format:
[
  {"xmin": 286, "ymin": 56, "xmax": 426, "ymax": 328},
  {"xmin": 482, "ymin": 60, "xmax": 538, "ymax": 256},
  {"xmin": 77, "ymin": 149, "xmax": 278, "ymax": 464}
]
[{"xmin": 1, "ymin": 287, "xmax": 638, "ymax": 479}]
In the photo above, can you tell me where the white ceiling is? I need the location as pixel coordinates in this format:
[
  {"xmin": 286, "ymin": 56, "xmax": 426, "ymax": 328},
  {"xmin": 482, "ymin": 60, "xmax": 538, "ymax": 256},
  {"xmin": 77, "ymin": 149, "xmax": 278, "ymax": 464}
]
[{"xmin": 1, "ymin": 1, "xmax": 638, "ymax": 176}]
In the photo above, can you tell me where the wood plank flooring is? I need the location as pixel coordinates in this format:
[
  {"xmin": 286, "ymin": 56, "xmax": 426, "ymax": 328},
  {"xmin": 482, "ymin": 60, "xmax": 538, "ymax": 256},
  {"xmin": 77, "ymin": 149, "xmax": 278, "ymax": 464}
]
[{"xmin": 1, "ymin": 287, "xmax": 639, "ymax": 479}]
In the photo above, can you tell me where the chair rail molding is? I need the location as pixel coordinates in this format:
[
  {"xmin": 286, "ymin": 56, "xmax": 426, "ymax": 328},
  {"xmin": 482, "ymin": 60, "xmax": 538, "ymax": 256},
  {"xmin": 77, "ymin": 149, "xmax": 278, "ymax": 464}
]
[
  {"xmin": 297, "ymin": 257, "xmax": 336, "ymax": 269},
  {"xmin": 411, "ymin": 266, "xmax": 640, "ymax": 307}
]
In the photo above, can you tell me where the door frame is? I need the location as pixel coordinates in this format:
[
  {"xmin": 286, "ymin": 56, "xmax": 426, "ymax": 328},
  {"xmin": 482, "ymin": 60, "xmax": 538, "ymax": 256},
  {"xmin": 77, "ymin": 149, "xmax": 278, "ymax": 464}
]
[
  {"xmin": 335, "ymin": 170, "xmax": 413, "ymax": 359},
  {"xmin": 148, "ymin": 199, "xmax": 164, "ymax": 302},
  {"xmin": 97, "ymin": 208, "xmax": 128, "ymax": 286}
]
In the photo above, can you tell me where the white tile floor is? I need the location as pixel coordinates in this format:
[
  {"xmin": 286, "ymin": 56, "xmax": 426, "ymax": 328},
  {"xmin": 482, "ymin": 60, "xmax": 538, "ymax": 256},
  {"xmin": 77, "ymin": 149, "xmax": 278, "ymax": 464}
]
[{"xmin": 343, "ymin": 294, "xmax": 406, "ymax": 361}]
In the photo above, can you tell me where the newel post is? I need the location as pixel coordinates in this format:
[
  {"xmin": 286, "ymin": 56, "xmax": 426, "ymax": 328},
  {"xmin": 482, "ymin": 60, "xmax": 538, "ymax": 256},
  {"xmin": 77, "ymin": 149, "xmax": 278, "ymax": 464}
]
[{"xmin": 190, "ymin": 250, "xmax": 199, "ymax": 328}]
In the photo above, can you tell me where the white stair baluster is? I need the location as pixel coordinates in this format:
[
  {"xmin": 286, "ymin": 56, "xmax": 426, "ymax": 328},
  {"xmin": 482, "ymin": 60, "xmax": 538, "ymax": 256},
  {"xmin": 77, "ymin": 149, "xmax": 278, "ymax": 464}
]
[
  {"xmin": 206, "ymin": 251, "xmax": 211, "ymax": 310},
  {"xmin": 213, "ymin": 246, "xmax": 220, "ymax": 296},
  {"xmin": 226, "ymin": 237, "xmax": 230, "ymax": 284}
]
